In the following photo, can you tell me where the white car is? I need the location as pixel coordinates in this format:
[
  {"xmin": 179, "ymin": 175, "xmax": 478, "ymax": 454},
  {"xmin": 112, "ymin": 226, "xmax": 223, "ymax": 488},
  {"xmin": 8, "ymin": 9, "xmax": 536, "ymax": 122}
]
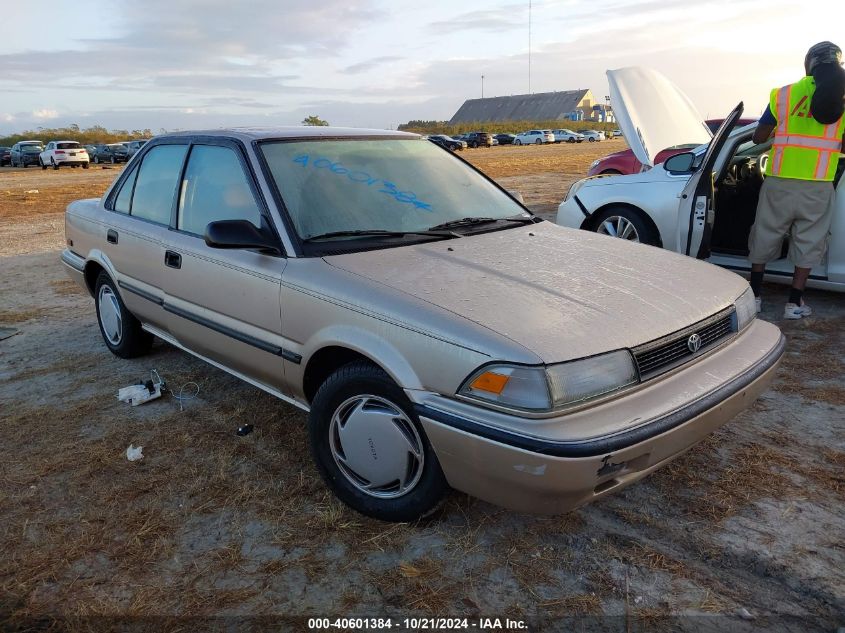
[
  {"xmin": 551, "ymin": 129, "xmax": 584, "ymax": 143},
  {"xmin": 514, "ymin": 130, "xmax": 554, "ymax": 145},
  {"xmin": 40, "ymin": 141, "xmax": 89, "ymax": 170},
  {"xmin": 581, "ymin": 130, "xmax": 606, "ymax": 142},
  {"xmin": 557, "ymin": 66, "xmax": 845, "ymax": 292}
]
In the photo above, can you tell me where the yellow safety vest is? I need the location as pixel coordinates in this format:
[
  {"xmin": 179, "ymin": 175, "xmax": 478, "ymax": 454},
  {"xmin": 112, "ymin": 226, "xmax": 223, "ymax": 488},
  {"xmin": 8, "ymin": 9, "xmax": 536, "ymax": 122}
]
[{"xmin": 765, "ymin": 76, "xmax": 845, "ymax": 181}]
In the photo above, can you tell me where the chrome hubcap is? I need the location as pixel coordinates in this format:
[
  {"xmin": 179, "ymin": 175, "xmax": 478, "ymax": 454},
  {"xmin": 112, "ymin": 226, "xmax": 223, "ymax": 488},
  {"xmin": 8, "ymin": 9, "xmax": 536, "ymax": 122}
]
[
  {"xmin": 329, "ymin": 395, "xmax": 424, "ymax": 499},
  {"xmin": 98, "ymin": 285, "xmax": 123, "ymax": 345},
  {"xmin": 597, "ymin": 216, "xmax": 640, "ymax": 242}
]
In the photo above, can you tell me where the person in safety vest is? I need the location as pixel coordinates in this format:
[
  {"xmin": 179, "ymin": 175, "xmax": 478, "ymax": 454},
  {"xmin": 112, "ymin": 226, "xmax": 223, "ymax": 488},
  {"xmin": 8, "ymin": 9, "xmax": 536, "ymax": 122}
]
[{"xmin": 748, "ymin": 41, "xmax": 845, "ymax": 319}]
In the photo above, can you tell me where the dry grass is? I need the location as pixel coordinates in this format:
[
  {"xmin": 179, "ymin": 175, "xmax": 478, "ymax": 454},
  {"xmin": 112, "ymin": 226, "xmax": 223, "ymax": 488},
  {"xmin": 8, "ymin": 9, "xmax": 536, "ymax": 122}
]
[
  {"xmin": 50, "ymin": 278, "xmax": 86, "ymax": 296},
  {"xmin": 462, "ymin": 141, "xmax": 623, "ymax": 179}
]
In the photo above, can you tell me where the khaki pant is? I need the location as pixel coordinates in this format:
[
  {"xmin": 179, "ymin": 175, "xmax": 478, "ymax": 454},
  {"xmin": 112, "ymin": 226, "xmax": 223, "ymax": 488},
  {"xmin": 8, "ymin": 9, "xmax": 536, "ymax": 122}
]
[{"xmin": 748, "ymin": 176, "xmax": 835, "ymax": 268}]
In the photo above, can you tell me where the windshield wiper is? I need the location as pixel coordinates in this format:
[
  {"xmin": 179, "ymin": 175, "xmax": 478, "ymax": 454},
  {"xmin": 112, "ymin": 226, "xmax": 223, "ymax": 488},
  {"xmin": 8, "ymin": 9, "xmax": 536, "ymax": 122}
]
[
  {"xmin": 427, "ymin": 215, "xmax": 536, "ymax": 231},
  {"xmin": 302, "ymin": 229, "xmax": 457, "ymax": 242}
]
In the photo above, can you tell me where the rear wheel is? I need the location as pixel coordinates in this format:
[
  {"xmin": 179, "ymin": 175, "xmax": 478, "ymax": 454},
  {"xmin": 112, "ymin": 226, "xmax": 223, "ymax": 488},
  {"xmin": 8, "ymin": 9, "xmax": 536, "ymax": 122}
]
[
  {"xmin": 94, "ymin": 271, "xmax": 153, "ymax": 358},
  {"xmin": 40, "ymin": 157, "xmax": 46, "ymax": 170},
  {"xmin": 94, "ymin": 156, "xmax": 100, "ymax": 164},
  {"xmin": 535, "ymin": 138, "xmax": 542, "ymax": 145},
  {"xmin": 593, "ymin": 207, "xmax": 658, "ymax": 246},
  {"xmin": 309, "ymin": 361, "xmax": 448, "ymax": 522},
  {"xmin": 82, "ymin": 163, "xmax": 89, "ymax": 169},
  {"xmin": 589, "ymin": 137, "xmax": 596, "ymax": 142}
]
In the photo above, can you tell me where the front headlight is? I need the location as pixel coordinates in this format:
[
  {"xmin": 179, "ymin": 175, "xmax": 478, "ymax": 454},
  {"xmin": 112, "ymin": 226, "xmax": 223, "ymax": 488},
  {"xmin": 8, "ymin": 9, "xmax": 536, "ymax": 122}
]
[
  {"xmin": 590, "ymin": 159, "xmax": 601, "ymax": 169},
  {"xmin": 734, "ymin": 286, "xmax": 757, "ymax": 331},
  {"xmin": 459, "ymin": 350, "xmax": 639, "ymax": 413}
]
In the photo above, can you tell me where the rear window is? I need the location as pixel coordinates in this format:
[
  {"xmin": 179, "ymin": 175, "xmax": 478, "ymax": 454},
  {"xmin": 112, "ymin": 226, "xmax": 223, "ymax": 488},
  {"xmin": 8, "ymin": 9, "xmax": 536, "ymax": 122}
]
[
  {"xmin": 57, "ymin": 142, "xmax": 80, "ymax": 150},
  {"xmin": 22, "ymin": 145, "xmax": 42, "ymax": 153}
]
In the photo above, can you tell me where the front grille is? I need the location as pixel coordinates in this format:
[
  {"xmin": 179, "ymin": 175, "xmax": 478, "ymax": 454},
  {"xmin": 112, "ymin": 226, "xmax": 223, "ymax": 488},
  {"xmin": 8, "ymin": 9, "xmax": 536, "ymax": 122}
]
[{"xmin": 633, "ymin": 308, "xmax": 736, "ymax": 379}]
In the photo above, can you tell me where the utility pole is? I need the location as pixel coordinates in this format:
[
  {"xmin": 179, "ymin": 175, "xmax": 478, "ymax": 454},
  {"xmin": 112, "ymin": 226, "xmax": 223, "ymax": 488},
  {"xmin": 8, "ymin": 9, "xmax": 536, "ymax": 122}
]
[
  {"xmin": 481, "ymin": 74, "xmax": 485, "ymax": 99},
  {"xmin": 528, "ymin": 0, "xmax": 532, "ymax": 94}
]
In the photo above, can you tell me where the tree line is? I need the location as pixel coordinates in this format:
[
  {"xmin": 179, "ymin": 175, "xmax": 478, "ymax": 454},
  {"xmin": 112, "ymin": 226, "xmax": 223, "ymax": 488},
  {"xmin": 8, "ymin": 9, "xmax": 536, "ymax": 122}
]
[{"xmin": 0, "ymin": 124, "xmax": 154, "ymax": 147}]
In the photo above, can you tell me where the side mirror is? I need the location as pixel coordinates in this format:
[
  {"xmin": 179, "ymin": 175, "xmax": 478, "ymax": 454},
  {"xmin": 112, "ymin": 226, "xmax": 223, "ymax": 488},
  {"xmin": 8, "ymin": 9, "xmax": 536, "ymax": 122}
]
[
  {"xmin": 663, "ymin": 152, "xmax": 697, "ymax": 173},
  {"xmin": 204, "ymin": 219, "xmax": 281, "ymax": 254}
]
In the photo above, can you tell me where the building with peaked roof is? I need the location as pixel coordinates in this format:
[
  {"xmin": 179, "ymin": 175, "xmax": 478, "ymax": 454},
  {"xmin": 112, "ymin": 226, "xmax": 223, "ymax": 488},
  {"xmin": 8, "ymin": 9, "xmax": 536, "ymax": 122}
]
[{"xmin": 449, "ymin": 89, "xmax": 611, "ymax": 124}]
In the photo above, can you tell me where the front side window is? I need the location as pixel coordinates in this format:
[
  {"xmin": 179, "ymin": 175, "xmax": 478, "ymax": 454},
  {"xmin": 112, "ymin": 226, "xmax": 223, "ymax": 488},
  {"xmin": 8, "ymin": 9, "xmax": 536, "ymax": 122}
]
[
  {"xmin": 261, "ymin": 139, "xmax": 524, "ymax": 243},
  {"xmin": 131, "ymin": 144, "xmax": 188, "ymax": 225},
  {"xmin": 177, "ymin": 145, "xmax": 262, "ymax": 236}
]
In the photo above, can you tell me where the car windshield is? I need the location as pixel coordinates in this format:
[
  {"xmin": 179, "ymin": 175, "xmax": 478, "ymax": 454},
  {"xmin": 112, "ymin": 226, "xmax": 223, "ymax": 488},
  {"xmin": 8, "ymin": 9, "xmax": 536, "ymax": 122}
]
[{"xmin": 261, "ymin": 139, "xmax": 526, "ymax": 245}]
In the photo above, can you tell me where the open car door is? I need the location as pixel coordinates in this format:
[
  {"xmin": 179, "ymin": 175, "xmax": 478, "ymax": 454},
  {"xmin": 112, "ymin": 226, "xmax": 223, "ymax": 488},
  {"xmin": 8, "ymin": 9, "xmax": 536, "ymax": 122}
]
[{"xmin": 678, "ymin": 102, "xmax": 745, "ymax": 259}]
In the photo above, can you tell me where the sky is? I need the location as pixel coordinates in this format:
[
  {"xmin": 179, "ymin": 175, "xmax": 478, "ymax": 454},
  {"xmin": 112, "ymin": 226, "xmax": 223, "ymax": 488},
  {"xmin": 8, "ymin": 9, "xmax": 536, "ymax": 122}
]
[{"xmin": 1, "ymin": 0, "xmax": 843, "ymax": 134}]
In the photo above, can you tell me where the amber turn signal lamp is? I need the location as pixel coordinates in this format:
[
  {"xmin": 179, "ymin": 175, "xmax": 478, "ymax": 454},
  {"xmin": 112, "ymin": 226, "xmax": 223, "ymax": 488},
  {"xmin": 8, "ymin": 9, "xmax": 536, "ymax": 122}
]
[{"xmin": 470, "ymin": 371, "xmax": 510, "ymax": 394}]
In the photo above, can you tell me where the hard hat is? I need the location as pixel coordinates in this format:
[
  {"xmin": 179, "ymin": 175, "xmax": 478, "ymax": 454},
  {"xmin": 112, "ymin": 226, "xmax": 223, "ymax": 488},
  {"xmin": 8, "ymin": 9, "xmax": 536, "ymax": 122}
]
[{"xmin": 805, "ymin": 41, "xmax": 843, "ymax": 74}]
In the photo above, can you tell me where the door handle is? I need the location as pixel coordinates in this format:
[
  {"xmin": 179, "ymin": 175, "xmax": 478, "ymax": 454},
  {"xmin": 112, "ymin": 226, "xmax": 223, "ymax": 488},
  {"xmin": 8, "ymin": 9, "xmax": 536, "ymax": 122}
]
[
  {"xmin": 165, "ymin": 250, "xmax": 182, "ymax": 269},
  {"xmin": 107, "ymin": 229, "xmax": 118, "ymax": 244}
]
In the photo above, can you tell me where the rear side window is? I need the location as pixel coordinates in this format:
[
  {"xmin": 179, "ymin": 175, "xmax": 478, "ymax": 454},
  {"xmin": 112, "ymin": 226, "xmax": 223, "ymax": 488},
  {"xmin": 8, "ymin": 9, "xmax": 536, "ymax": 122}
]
[
  {"xmin": 131, "ymin": 144, "xmax": 188, "ymax": 225},
  {"xmin": 177, "ymin": 145, "xmax": 262, "ymax": 236},
  {"xmin": 113, "ymin": 165, "xmax": 139, "ymax": 214}
]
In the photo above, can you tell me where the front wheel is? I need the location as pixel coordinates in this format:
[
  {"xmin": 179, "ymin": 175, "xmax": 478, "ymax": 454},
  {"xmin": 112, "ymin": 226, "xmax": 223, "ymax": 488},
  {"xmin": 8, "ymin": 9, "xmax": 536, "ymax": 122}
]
[
  {"xmin": 535, "ymin": 138, "xmax": 542, "ymax": 145},
  {"xmin": 51, "ymin": 158, "xmax": 59, "ymax": 170},
  {"xmin": 82, "ymin": 163, "xmax": 89, "ymax": 169},
  {"xmin": 514, "ymin": 139, "xmax": 522, "ymax": 145},
  {"xmin": 308, "ymin": 361, "xmax": 449, "ymax": 522},
  {"xmin": 593, "ymin": 207, "xmax": 658, "ymax": 246},
  {"xmin": 94, "ymin": 272, "xmax": 153, "ymax": 358}
]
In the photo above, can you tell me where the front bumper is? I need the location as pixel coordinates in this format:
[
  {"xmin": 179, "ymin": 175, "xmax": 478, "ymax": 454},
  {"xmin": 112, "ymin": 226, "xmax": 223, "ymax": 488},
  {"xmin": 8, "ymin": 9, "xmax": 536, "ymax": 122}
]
[{"xmin": 416, "ymin": 320, "xmax": 784, "ymax": 514}]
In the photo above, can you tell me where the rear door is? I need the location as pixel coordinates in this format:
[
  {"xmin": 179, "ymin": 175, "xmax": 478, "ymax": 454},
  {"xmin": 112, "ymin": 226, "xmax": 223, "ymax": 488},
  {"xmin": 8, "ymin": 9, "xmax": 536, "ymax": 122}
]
[
  {"xmin": 102, "ymin": 142, "xmax": 188, "ymax": 329},
  {"xmin": 677, "ymin": 103, "xmax": 745, "ymax": 259},
  {"xmin": 158, "ymin": 140, "xmax": 288, "ymax": 392}
]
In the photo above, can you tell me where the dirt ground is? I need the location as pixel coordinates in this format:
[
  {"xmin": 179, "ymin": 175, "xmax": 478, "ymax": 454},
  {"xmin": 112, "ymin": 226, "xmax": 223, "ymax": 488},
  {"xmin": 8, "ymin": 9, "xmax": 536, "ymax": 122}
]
[{"xmin": 0, "ymin": 143, "xmax": 843, "ymax": 632}]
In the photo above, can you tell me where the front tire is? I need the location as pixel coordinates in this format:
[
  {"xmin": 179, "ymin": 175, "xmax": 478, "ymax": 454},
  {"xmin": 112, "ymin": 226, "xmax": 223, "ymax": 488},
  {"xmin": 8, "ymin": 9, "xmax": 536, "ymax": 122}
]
[
  {"xmin": 593, "ymin": 207, "xmax": 658, "ymax": 246},
  {"xmin": 94, "ymin": 272, "xmax": 153, "ymax": 358},
  {"xmin": 308, "ymin": 361, "xmax": 448, "ymax": 522},
  {"xmin": 515, "ymin": 139, "xmax": 522, "ymax": 145}
]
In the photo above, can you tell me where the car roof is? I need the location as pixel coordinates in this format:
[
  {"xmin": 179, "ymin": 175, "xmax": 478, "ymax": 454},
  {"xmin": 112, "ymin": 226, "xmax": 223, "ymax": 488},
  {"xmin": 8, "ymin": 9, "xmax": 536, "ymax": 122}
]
[{"xmin": 156, "ymin": 127, "xmax": 418, "ymax": 142}]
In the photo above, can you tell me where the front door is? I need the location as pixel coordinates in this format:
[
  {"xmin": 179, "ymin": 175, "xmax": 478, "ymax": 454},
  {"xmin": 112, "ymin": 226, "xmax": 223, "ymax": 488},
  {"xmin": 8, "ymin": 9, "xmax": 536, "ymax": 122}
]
[
  {"xmin": 678, "ymin": 103, "xmax": 745, "ymax": 259},
  {"xmin": 158, "ymin": 141, "xmax": 289, "ymax": 393}
]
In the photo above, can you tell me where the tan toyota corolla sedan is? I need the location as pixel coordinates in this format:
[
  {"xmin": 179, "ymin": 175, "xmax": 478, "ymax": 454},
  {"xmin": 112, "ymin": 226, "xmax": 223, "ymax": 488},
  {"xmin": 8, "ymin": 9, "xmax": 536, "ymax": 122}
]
[{"xmin": 61, "ymin": 128, "xmax": 785, "ymax": 522}]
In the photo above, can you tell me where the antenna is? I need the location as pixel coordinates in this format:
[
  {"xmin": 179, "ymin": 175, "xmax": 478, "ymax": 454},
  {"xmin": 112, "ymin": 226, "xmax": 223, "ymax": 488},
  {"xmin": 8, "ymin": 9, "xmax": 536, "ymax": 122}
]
[{"xmin": 528, "ymin": 0, "xmax": 532, "ymax": 94}]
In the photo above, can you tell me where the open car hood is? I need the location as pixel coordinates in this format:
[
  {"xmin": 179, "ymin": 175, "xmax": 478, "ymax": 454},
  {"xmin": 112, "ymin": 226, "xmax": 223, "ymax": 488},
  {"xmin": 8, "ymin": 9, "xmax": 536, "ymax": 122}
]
[{"xmin": 608, "ymin": 66, "xmax": 712, "ymax": 167}]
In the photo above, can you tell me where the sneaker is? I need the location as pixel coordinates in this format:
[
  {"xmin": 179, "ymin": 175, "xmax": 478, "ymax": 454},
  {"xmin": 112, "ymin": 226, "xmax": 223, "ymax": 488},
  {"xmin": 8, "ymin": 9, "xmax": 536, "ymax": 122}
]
[
  {"xmin": 783, "ymin": 302, "xmax": 812, "ymax": 320},
  {"xmin": 755, "ymin": 297, "xmax": 762, "ymax": 313}
]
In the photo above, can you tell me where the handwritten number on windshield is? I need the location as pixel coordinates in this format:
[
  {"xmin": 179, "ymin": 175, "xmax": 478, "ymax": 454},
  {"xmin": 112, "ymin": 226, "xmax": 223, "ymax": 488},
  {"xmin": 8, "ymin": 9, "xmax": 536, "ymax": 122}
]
[{"xmin": 293, "ymin": 154, "xmax": 432, "ymax": 211}]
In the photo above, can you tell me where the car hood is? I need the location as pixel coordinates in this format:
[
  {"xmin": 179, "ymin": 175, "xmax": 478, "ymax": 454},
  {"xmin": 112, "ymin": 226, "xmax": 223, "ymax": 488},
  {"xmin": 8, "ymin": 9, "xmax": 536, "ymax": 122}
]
[
  {"xmin": 608, "ymin": 66, "xmax": 712, "ymax": 167},
  {"xmin": 324, "ymin": 223, "xmax": 746, "ymax": 363}
]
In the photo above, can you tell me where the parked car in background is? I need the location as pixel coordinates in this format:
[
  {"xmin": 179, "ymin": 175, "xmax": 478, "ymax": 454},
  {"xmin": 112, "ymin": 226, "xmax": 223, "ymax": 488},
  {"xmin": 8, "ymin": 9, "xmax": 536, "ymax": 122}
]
[
  {"xmin": 40, "ymin": 141, "xmax": 89, "ymax": 169},
  {"xmin": 558, "ymin": 66, "xmax": 844, "ymax": 292},
  {"xmin": 551, "ymin": 129, "xmax": 583, "ymax": 143},
  {"xmin": 92, "ymin": 143, "xmax": 130, "ymax": 164},
  {"xmin": 61, "ymin": 126, "xmax": 783, "ymax": 522},
  {"xmin": 587, "ymin": 117, "xmax": 758, "ymax": 176},
  {"xmin": 465, "ymin": 132, "xmax": 493, "ymax": 148},
  {"xmin": 124, "ymin": 139, "xmax": 148, "ymax": 157},
  {"xmin": 581, "ymin": 130, "xmax": 606, "ymax": 142},
  {"xmin": 514, "ymin": 130, "xmax": 554, "ymax": 145},
  {"xmin": 494, "ymin": 133, "xmax": 516, "ymax": 145},
  {"xmin": 428, "ymin": 135, "xmax": 467, "ymax": 151},
  {"xmin": 0, "ymin": 147, "xmax": 10, "ymax": 166},
  {"xmin": 609, "ymin": 129, "xmax": 623, "ymax": 138},
  {"xmin": 10, "ymin": 141, "xmax": 44, "ymax": 167}
]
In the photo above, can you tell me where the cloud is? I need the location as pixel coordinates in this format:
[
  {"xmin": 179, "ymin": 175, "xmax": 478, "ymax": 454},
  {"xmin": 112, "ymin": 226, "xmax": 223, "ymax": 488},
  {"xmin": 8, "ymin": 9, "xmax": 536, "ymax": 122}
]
[
  {"xmin": 0, "ymin": 0, "xmax": 382, "ymax": 95},
  {"xmin": 343, "ymin": 56, "xmax": 403, "ymax": 74},
  {"xmin": 32, "ymin": 109, "xmax": 58, "ymax": 120},
  {"xmin": 428, "ymin": 5, "xmax": 526, "ymax": 34}
]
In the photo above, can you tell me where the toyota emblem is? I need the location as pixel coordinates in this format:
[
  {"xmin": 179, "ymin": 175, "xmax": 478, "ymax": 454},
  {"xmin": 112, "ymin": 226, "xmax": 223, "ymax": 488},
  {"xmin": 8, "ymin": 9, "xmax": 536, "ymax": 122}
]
[{"xmin": 687, "ymin": 333, "xmax": 702, "ymax": 353}]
